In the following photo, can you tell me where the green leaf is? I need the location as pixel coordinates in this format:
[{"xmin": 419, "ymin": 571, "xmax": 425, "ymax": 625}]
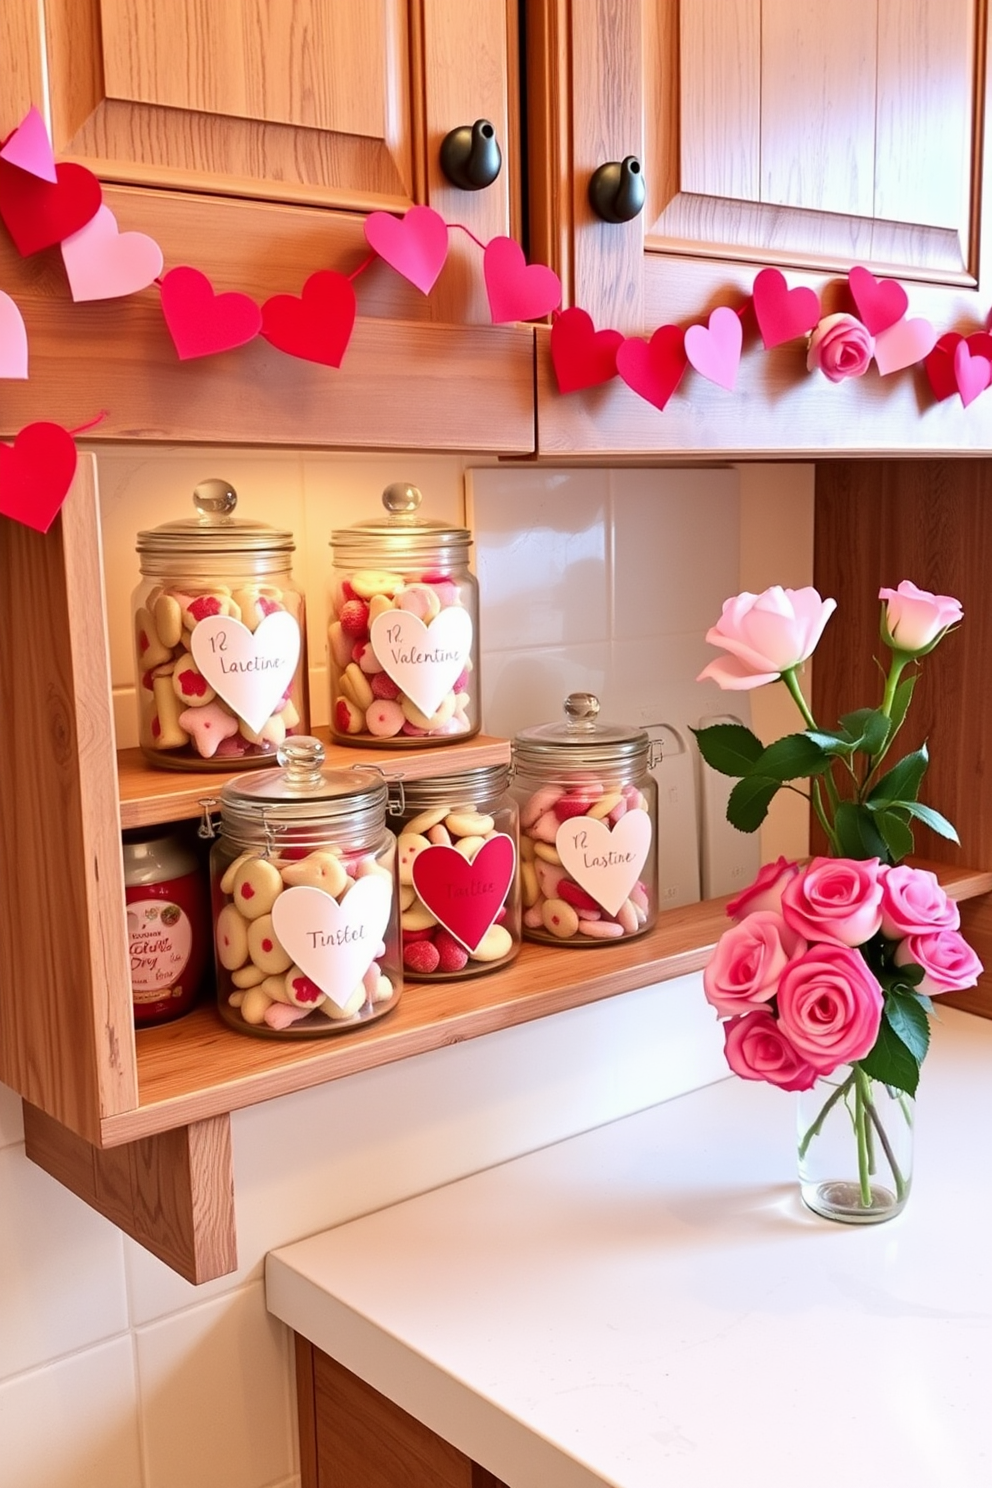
[
  {"xmin": 888, "ymin": 674, "xmax": 917, "ymax": 736},
  {"xmin": 691, "ymin": 723, "xmax": 764, "ymax": 778},
  {"xmin": 900, "ymin": 800, "xmax": 961, "ymax": 844},
  {"xmin": 857, "ymin": 1018, "xmax": 921, "ymax": 1096},
  {"xmin": 884, "ymin": 993, "xmax": 931, "ymax": 1065},
  {"xmin": 833, "ymin": 801, "xmax": 889, "ymax": 861},
  {"xmin": 752, "ymin": 733, "xmax": 832, "ymax": 782},
  {"xmin": 805, "ymin": 730, "xmax": 857, "ymax": 756},
  {"xmin": 726, "ymin": 775, "xmax": 780, "ymax": 833},
  {"xmin": 868, "ymin": 745, "xmax": 929, "ymax": 807},
  {"xmin": 838, "ymin": 707, "xmax": 891, "ymax": 756},
  {"xmin": 874, "ymin": 808, "xmax": 915, "ymax": 864}
]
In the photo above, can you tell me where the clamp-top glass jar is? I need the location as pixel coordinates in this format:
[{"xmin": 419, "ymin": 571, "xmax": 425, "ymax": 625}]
[
  {"xmin": 209, "ymin": 737, "xmax": 401, "ymax": 1037},
  {"xmin": 389, "ymin": 764, "xmax": 520, "ymax": 979},
  {"xmin": 511, "ymin": 693, "xmax": 659, "ymax": 947},
  {"xmin": 328, "ymin": 482, "xmax": 479, "ymax": 747},
  {"xmin": 132, "ymin": 479, "xmax": 308, "ymax": 770}
]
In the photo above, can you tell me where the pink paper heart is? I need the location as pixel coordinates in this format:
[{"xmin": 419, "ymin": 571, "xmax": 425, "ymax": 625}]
[
  {"xmin": 615, "ymin": 325, "xmax": 687, "ymax": 410},
  {"xmin": 684, "ymin": 306, "xmax": 743, "ymax": 390},
  {"xmin": 848, "ymin": 265, "xmax": 909, "ymax": 336},
  {"xmin": 924, "ymin": 333, "xmax": 963, "ymax": 402},
  {"xmin": 953, "ymin": 340, "xmax": 991, "ymax": 407},
  {"xmin": 0, "ymin": 422, "xmax": 77, "ymax": 534},
  {"xmin": 364, "ymin": 205, "xmax": 449, "ymax": 295},
  {"xmin": 60, "ymin": 204, "xmax": 164, "ymax": 302},
  {"xmin": 872, "ymin": 316, "xmax": 937, "ymax": 376},
  {"xmin": 159, "ymin": 266, "xmax": 262, "ymax": 360},
  {"xmin": 484, "ymin": 237, "xmax": 561, "ymax": 323},
  {"xmin": 751, "ymin": 267, "xmax": 820, "ymax": 349},
  {"xmin": 549, "ymin": 307, "xmax": 623, "ymax": 392},
  {"xmin": 0, "ymin": 107, "xmax": 57, "ymax": 183},
  {"xmin": 0, "ymin": 290, "xmax": 28, "ymax": 379}
]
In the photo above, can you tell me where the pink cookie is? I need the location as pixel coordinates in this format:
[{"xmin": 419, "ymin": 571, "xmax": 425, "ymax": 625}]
[
  {"xmin": 366, "ymin": 699, "xmax": 405, "ymax": 737},
  {"xmin": 178, "ymin": 700, "xmax": 240, "ymax": 757}
]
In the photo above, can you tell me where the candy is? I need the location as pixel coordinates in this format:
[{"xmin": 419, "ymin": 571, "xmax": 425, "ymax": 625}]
[
  {"xmin": 232, "ymin": 856, "xmax": 283, "ymax": 918},
  {"xmin": 246, "ymin": 913, "xmax": 294, "ymax": 975},
  {"xmin": 280, "ymin": 850, "xmax": 348, "ymax": 896},
  {"xmin": 469, "ymin": 922, "xmax": 514, "ymax": 962},
  {"xmin": 171, "ymin": 652, "xmax": 216, "ymax": 707},
  {"xmin": 178, "ymin": 701, "xmax": 241, "ymax": 758},
  {"xmin": 366, "ymin": 699, "xmax": 405, "ymax": 737},
  {"xmin": 404, "ymin": 939, "xmax": 441, "ymax": 974},
  {"xmin": 216, "ymin": 904, "xmax": 249, "ymax": 969},
  {"xmin": 542, "ymin": 898, "xmax": 580, "ymax": 939}
]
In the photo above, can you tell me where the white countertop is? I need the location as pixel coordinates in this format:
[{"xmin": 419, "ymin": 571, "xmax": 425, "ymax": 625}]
[{"xmin": 266, "ymin": 1007, "xmax": 992, "ymax": 1488}]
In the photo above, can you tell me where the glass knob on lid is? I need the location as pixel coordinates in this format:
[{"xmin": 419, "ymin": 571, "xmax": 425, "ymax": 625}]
[
  {"xmin": 563, "ymin": 691, "xmax": 601, "ymax": 729},
  {"xmin": 192, "ymin": 477, "xmax": 239, "ymax": 519}
]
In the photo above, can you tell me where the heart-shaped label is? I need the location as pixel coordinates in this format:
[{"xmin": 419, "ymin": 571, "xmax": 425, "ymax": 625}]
[
  {"xmin": 924, "ymin": 332, "xmax": 962, "ymax": 402},
  {"xmin": 0, "ymin": 422, "xmax": 77, "ymax": 533},
  {"xmin": 0, "ymin": 156, "xmax": 102, "ymax": 256},
  {"xmin": 369, "ymin": 606, "xmax": 473, "ymax": 718},
  {"xmin": 751, "ymin": 267, "xmax": 821, "ymax": 349},
  {"xmin": 0, "ymin": 290, "xmax": 28, "ymax": 379},
  {"xmin": 684, "ymin": 306, "xmax": 743, "ymax": 390},
  {"xmin": 0, "ymin": 107, "xmax": 57, "ymax": 183},
  {"xmin": 484, "ymin": 236, "xmax": 562, "ymax": 324},
  {"xmin": 872, "ymin": 315, "xmax": 937, "ymax": 376},
  {"xmin": 190, "ymin": 611, "xmax": 300, "ymax": 731},
  {"xmin": 549, "ymin": 307, "xmax": 623, "ymax": 393},
  {"xmin": 60, "ymin": 204, "xmax": 164, "ymax": 302},
  {"xmin": 848, "ymin": 265, "xmax": 909, "ymax": 336},
  {"xmin": 555, "ymin": 809, "xmax": 652, "ymax": 917},
  {"xmin": 953, "ymin": 339, "xmax": 991, "ymax": 407},
  {"xmin": 159, "ymin": 266, "xmax": 262, "ymax": 360},
  {"xmin": 616, "ymin": 325, "xmax": 688, "ymax": 410},
  {"xmin": 261, "ymin": 269, "xmax": 357, "ymax": 367},
  {"xmin": 271, "ymin": 879, "xmax": 392, "ymax": 1009},
  {"xmin": 364, "ymin": 205, "xmax": 449, "ymax": 296},
  {"xmin": 411, "ymin": 835, "xmax": 515, "ymax": 952}
]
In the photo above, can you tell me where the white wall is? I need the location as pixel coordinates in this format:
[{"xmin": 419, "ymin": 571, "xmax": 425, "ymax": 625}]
[{"xmin": 0, "ymin": 452, "xmax": 812, "ymax": 1488}]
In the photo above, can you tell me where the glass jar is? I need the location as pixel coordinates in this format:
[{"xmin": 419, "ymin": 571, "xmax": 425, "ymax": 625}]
[
  {"xmin": 122, "ymin": 826, "xmax": 211, "ymax": 1026},
  {"xmin": 389, "ymin": 764, "xmax": 520, "ymax": 979},
  {"xmin": 511, "ymin": 693, "xmax": 659, "ymax": 947},
  {"xmin": 132, "ymin": 478, "xmax": 308, "ymax": 770},
  {"xmin": 328, "ymin": 482, "xmax": 479, "ymax": 748},
  {"xmin": 209, "ymin": 737, "xmax": 401, "ymax": 1037}
]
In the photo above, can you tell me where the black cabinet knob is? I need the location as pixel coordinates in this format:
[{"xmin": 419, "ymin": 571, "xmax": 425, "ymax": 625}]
[
  {"xmin": 588, "ymin": 156, "xmax": 645, "ymax": 223},
  {"xmin": 439, "ymin": 119, "xmax": 502, "ymax": 190}
]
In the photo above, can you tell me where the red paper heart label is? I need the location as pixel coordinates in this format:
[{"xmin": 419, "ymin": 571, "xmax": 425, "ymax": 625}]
[
  {"xmin": 0, "ymin": 156, "xmax": 102, "ymax": 256},
  {"xmin": 924, "ymin": 332, "xmax": 963, "ymax": 402},
  {"xmin": 411, "ymin": 835, "xmax": 515, "ymax": 953},
  {"xmin": 261, "ymin": 270, "xmax": 357, "ymax": 367},
  {"xmin": 160, "ymin": 266, "xmax": 262, "ymax": 360},
  {"xmin": 848, "ymin": 265, "xmax": 909, "ymax": 336},
  {"xmin": 484, "ymin": 237, "xmax": 562, "ymax": 323},
  {"xmin": 751, "ymin": 267, "xmax": 821, "ymax": 349},
  {"xmin": 364, "ymin": 205, "xmax": 449, "ymax": 296},
  {"xmin": 549, "ymin": 307, "xmax": 623, "ymax": 392},
  {"xmin": 615, "ymin": 325, "xmax": 687, "ymax": 410},
  {"xmin": 0, "ymin": 422, "xmax": 78, "ymax": 533}
]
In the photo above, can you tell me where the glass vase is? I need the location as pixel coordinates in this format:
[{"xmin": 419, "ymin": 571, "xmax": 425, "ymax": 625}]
[{"xmin": 797, "ymin": 1064, "xmax": 914, "ymax": 1224}]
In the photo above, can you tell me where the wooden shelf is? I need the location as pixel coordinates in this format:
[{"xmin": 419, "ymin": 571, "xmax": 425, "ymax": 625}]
[{"xmin": 99, "ymin": 858, "xmax": 992, "ymax": 1147}]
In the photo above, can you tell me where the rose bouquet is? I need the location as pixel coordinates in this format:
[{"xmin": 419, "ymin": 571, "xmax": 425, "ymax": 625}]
[{"xmin": 693, "ymin": 581, "xmax": 982, "ymax": 1220}]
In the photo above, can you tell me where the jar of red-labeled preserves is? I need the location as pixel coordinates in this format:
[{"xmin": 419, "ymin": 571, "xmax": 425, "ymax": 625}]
[{"xmin": 122, "ymin": 826, "xmax": 211, "ymax": 1026}]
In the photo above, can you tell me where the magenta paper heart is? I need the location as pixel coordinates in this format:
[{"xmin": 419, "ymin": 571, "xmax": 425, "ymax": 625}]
[
  {"xmin": 616, "ymin": 325, "xmax": 687, "ymax": 410},
  {"xmin": 848, "ymin": 265, "xmax": 909, "ymax": 336},
  {"xmin": 0, "ymin": 156, "xmax": 102, "ymax": 256},
  {"xmin": 484, "ymin": 236, "xmax": 561, "ymax": 323},
  {"xmin": 271, "ymin": 878, "xmax": 392, "ymax": 1009},
  {"xmin": 872, "ymin": 316, "xmax": 937, "ymax": 376},
  {"xmin": 953, "ymin": 339, "xmax": 991, "ymax": 407},
  {"xmin": 159, "ymin": 267, "xmax": 262, "ymax": 360},
  {"xmin": 684, "ymin": 306, "xmax": 743, "ymax": 390},
  {"xmin": 60, "ymin": 204, "xmax": 163, "ymax": 301},
  {"xmin": 0, "ymin": 107, "xmax": 57, "ymax": 183},
  {"xmin": 549, "ymin": 307, "xmax": 623, "ymax": 392},
  {"xmin": 924, "ymin": 333, "xmax": 962, "ymax": 402},
  {"xmin": 411, "ymin": 835, "xmax": 515, "ymax": 952},
  {"xmin": 261, "ymin": 270, "xmax": 357, "ymax": 366},
  {"xmin": 751, "ymin": 267, "xmax": 820, "ymax": 349},
  {"xmin": 0, "ymin": 422, "xmax": 77, "ymax": 534},
  {"xmin": 0, "ymin": 290, "xmax": 28, "ymax": 379},
  {"xmin": 364, "ymin": 205, "xmax": 449, "ymax": 295}
]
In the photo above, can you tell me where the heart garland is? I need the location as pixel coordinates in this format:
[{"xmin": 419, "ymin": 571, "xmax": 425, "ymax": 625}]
[{"xmin": 261, "ymin": 270, "xmax": 357, "ymax": 367}]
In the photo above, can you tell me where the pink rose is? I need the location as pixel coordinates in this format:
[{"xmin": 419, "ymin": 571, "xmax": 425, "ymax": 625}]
[
  {"xmin": 726, "ymin": 856, "xmax": 801, "ymax": 921},
  {"xmin": 878, "ymin": 580, "xmax": 963, "ymax": 655},
  {"xmin": 806, "ymin": 312, "xmax": 875, "ymax": 383},
  {"xmin": 723, "ymin": 1012, "xmax": 820, "ymax": 1091},
  {"xmin": 703, "ymin": 911, "xmax": 807, "ymax": 1016},
  {"xmin": 781, "ymin": 857, "xmax": 883, "ymax": 947},
  {"xmin": 776, "ymin": 943, "xmax": 884, "ymax": 1072},
  {"xmin": 895, "ymin": 929, "xmax": 983, "ymax": 995},
  {"xmin": 696, "ymin": 585, "xmax": 837, "ymax": 690},
  {"xmin": 879, "ymin": 864, "xmax": 959, "ymax": 939}
]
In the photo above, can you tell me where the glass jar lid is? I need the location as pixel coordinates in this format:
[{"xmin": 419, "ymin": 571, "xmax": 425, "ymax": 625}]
[
  {"xmin": 389, "ymin": 763, "xmax": 510, "ymax": 812},
  {"xmin": 330, "ymin": 482, "xmax": 472, "ymax": 564},
  {"xmin": 136, "ymin": 480, "xmax": 295, "ymax": 569},
  {"xmin": 219, "ymin": 737, "xmax": 387, "ymax": 844},
  {"xmin": 513, "ymin": 693, "xmax": 649, "ymax": 768}
]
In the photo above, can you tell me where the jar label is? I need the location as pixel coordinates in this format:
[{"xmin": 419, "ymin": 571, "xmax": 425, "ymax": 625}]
[
  {"xmin": 190, "ymin": 611, "xmax": 300, "ymax": 731},
  {"xmin": 411, "ymin": 834, "xmax": 515, "ymax": 952},
  {"xmin": 270, "ymin": 877, "xmax": 392, "ymax": 1009},
  {"xmin": 369, "ymin": 607, "xmax": 472, "ymax": 717},
  {"xmin": 555, "ymin": 810, "xmax": 653, "ymax": 916},
  {"xmin": 127, "ymin": 898, "xmax": 192, "ymax": 995}
]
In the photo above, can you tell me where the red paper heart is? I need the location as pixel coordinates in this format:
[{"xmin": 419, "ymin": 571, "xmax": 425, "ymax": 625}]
[
  {"xmin": 751, "ymin": 267, "xmax": 821, "ymax": 349},
  {"xmin": 364, "ymin": 205, "xmax": 449, "ymax": 295},
  {"xmin": 159, "ymin": 267, "xmax": 262, "ymax": 360},
  {"xmin": 616, "ymin": 325, "xmax": 687, "ymax": 411},
  {"xmin": 0, "ymin": 156, "xmax": 102, "ymax": 256},
  {"xmin": 0, "ymin": 422, "xmax": 77, "ymax": 533},
  {"xmin": 484, "ymin": 237, "xmax": 561, "ymax": 323},
  {"xmin": 924, "ymin": 333, "xmax": 962, "ymax": 401},
  {"xmin": 966, "ymin": 331, "xmax": 992, "ymax": 361},
  {"xmin": 549, "ymin": 307, "xmax": 623, "ymax": 392},
  {"xmin": 261, "ymin": 270, "xmax": 357, "ymax": 367},
  {"xmin": 848, "ymin": 265, "xmax": 909, "ymax": 336},
  {"xmin": 411, "ymin": 835, "xmax": 515, "ymax": 953},
  {"xmin": 953, "ymin": 339, "xmax": 991, "ymax": 407}
]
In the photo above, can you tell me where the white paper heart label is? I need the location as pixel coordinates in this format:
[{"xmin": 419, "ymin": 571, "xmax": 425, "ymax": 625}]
[
  {"xmin": 369, "ymin": 606, "xmax": 472, "ymax": 718},
  {"xmin": 270, "ymin": 878, "xmax": 392, "ymax": 1009},
  {"xmin": 191, "ymin": 611, "xmax": 300, "ymax": 732},
  {"xmin": 555, "ymin": 809, "xmax": 653, "ymax": 917}
]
